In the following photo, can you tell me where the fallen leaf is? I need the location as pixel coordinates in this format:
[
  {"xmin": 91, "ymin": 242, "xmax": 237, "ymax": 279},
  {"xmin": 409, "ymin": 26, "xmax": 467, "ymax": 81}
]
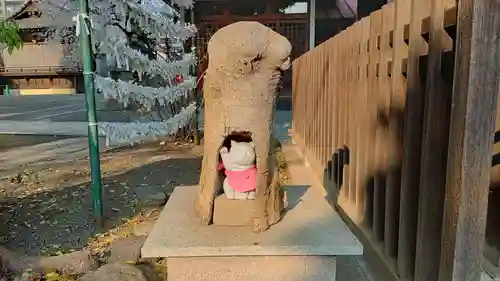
[{"xmin": 44, "ymin": 271, "xmax": 61, "ymax": 281}]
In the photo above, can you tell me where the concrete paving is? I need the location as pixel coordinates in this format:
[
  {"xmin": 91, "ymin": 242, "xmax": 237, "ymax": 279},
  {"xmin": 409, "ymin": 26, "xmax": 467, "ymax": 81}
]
[
  {"xmin": 0, "ymin": 95, "xmax": 292, "ymax": 138},
  {"xmin": 0, "ymin": 137, "xmax": 108, "ymax": 178},
  {"xmin": 0, "ymin": 95, "xmax": 89, "ymax": 122},
  {"xmin": 0, "ymin": 95, "xmax": 127, "ymax": 122},
  {"xmin": 0, "ymin": 95, "xmax": 131, "ymax": 136}
]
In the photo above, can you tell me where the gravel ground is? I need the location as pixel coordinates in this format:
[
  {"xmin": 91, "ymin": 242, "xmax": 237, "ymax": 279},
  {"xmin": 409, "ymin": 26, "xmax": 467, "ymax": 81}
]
[{"xmin": 0, "ymin": 142, "xmax": 202, "ymax": 256}]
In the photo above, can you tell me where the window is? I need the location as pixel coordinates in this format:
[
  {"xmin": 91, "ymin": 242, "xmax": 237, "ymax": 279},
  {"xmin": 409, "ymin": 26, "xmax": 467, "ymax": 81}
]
[{"xmin": 280, "ymin": 2, "xmax": 308, "ymax": 14}]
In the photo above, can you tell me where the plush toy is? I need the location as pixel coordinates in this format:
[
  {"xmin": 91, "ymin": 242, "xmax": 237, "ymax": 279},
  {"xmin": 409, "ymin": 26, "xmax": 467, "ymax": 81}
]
[{"xmin": 218, "ymin": 140, "xmax": 257, "ymax": 200}]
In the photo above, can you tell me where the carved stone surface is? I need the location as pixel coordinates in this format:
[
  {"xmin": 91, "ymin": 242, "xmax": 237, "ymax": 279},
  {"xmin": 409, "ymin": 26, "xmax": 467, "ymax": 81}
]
[
  {"xmin": 212, "ymin": 195, "xmax": 254, "ymax": 226},
  {"xmin": 195, "ymin": 21, "xmax": 292, "ymax": 232}
]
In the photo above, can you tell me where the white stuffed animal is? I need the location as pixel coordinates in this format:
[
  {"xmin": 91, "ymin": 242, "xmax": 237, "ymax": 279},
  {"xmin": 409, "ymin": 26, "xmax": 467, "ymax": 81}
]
[{"xmin": 219, "ymin": 140, "xmax": 257, "ymax": 200}]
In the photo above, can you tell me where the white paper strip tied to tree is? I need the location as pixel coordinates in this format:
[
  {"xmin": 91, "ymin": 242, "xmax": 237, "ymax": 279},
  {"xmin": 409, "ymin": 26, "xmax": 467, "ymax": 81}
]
[
  {"xmin": 38, "ymin": 0, "xmax": 198, "ymax": 146},
  {"xmin": 91, "ymin": 0, "xmax": 196, "ymax": 42},
  {"xmin": 99, "ymin": 102, "xmax": 197, "ymax": 146},
  {"xmin": 94, "ymin": 75, "xmax": 196, "ymax": 110},
  {"xmin": 98, "ymin": 37, "xmax": 196, "ymax": 80}
]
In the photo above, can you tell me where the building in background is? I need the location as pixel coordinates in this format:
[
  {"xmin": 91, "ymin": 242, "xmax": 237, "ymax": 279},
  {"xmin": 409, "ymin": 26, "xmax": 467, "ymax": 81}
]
[
  {"xmin": 0, "ymin": 0, "xmax": 82, "ymax": 95},
  {"xmin": 0, "ymin": 0, "xmax": 25, "ymax": 18},
  {"xmin": 193, "ymin": 0, "xmax": 356, "ymax": 89}
]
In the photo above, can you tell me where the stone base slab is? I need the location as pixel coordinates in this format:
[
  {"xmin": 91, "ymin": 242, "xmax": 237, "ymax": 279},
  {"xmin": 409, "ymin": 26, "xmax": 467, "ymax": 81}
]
[
  {"xmin": 167, "ymin": 256, "xmax": 336, "ymax": 281},
  {"xmin": 142, "ymin": 185, "xmax": 362, "ymax": 258}
]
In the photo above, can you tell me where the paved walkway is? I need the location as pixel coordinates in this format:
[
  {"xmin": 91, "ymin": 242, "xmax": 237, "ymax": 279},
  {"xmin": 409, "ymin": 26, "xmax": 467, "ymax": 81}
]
[
  {"xmin": 0, "ymin": 95, "xmax": 292, "ymax": 138},
  {"xmin": 278, "ymin": 143, "xmax": 373, "ymax": 281},
  {"xmin": 0, "ymin": 137, "xmax": 108, "ymax": 178}
]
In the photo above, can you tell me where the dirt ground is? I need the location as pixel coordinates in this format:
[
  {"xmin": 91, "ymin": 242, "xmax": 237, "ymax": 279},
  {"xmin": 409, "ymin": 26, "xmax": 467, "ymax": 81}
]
[
  {"xmin": 0, "ymin": 142, "xmax": 203, "ymax": 257},
  {"xmin": 0, "ymin": 139, "xmax": 290, "ymax": 261}
]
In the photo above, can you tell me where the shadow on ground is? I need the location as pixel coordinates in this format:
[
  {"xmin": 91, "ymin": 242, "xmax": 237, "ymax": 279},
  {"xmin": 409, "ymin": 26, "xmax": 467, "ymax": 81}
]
[
  {"xmin": 277, "ymin": 186, "xmax": 396, "ymax": 281},
  {"xmin": 0, "ymin": 157, "xmax": 201, "ymax": 256}
]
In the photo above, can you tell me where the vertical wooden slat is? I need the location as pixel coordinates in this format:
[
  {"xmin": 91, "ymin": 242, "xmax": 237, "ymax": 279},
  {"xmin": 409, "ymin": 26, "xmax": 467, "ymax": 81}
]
[
  {"xmin": 320, "ymin": 43, "xmax": 327, "ymax": 167},
  {"xmin": 318, "ymin": 45, "xmax": 325, "ymax": 165},
  {"xmin": 345, "ymin": 25, "xmax": 355, "ymax": 204},
  {"xmin": 397, "ymin": 0, "xmax": 429, "ymax": 277},
  {"xmin": 333, "ymin": 35, "xmax": 342, "ymax": 194},
  {"xmin": 303, "ymin": 53, "xmax": 309, "ymax": 147},
  {"xmin": 347, "ymin": 26, "xmax": 357, "ymax": 201},
  {"xmin": 311, "ymin": 47, "xmax": 318, "ymax": 162},
  {"xmin": 333, "ymin": 32, "xmax": 342, "ymax": 197},
  {"xmin": 368, "ymin": 10, "xmax": 384, "ymax": 241},
  {"xmin": 348, "ymin": 22, "xmax": 362, "ymax": 206},
  {"xmin": 304, "ymin": 53, "xmax": 310, "ymax": 147},
  {"xmin": 322, "ymin": 43, "xmax": 329, "ymax": 168},
  {"xmin": 297, "ymin": 56, "xmax": 304, "ymax": 141},
  {"xmin": 316, "ymin": 44, "xmax": 324, "ymax": 165},
  {"xmin": 356, "ymin": 17, "xmax": 371, "ymax": 220},
  {"xmin": 439, "ymin": 0, "xmax": 500, "ymax": 281},
  {"xmin": 378, "ymin": 2, "xmax": 397, "ymax": 260},
  {"xmin": 314, "ymin": 45, "xmax": 323, "ymax": 175},
  {"xmin": 343, "ymin": 28, "xmax": 353, "ymax": 200},
  {"xmin": 306, "ymin": 53, "xmax": 312, "ymax": 150},
  {"xmin": 302, "ymin": 54, "xmax": 308, "ymax": 148},
  {"xmin": 414, "ymin": 0, "xmax": 452, "ymax": 279},
  {"xmin": 331, "ymin": 37, "xmax": 339, "ymax": 196},
  {"xmin": 338, "ymin": 31, "xmax": 347, "ymax": 200},
  {"xmin": 386, "ymin": 0, "xmax": 409, "ymax": 262},
  {"xmin": 338, "ymin": 30, "xmax": 349, "ymax": 200},
  {"xmin": 306, "ymin": 50, "xmax": 316, "ymax": 155},
  {"xmin": 292, "ymin": 57, "xmax": 300, "ymax": 138},
  {"xmin": 326, "ymin": 38, "xmax": 334, "ymax": 187},
  {"xmin": 318, "ymin": 45, "xmax": 325, "ymax": 168},
  {"xmin": 297, "ymin": 56, "xmax": 304, "ymax": 144}
]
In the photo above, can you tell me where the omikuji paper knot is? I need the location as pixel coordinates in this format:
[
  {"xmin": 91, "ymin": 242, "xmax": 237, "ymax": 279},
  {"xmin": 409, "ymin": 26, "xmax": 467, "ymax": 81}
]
[{"xmin": 73, "ymin": 13, "xmax": 93, "ymax": 37}]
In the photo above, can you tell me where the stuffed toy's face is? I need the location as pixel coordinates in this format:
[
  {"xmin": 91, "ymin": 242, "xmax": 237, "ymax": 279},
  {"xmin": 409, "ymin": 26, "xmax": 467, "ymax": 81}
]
[
  {"xmin": 220, "ymin": 141, "xmax": 256, "ymax": 170},
  {"xmin": 228, "ymin": 140, "xmax": 255, "ymax": 166}
]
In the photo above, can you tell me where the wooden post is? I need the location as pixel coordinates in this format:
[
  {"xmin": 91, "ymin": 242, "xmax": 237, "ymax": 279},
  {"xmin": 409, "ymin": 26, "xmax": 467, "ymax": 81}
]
[
  {"xmin": 414, "ymin": 0, "xmax": 452, "ymax": 279},
  {"xmin": 368, "ymin": 10, "xmax": 383, "ymax": 242},
  {"xmin": 348, "ymin": 22, "xmax": 362, "ymax": 209},
  {"xmin": 379, "ymin": 2, "xmax": 397, "ymax": 261},
  {"xmin": 386, "ymin": 0, "xmax": 410, "ymax": 264},
  {"xmin": 356, "ymin": 17, "xmax": 371, "ymax": 220},
  {"xmin": 397, "ymin": 0, "xmax": 429, "ymax": 277},
  {"xmin": 439, "ymin": 0, "xmax": 500, "ymax": 280}
]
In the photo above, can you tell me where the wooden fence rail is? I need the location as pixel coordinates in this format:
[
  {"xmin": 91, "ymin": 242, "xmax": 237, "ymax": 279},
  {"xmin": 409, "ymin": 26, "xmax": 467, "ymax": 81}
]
[{"xmin": 291, "ymin": 0, "xmax": 500, "ymax": 280}]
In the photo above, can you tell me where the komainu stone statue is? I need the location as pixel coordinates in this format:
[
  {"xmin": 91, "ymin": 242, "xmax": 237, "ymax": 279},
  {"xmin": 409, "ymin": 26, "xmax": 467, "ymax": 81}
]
[{"xmin": 195, "ymin": 21, "xmax": 292, "ymax": 232}]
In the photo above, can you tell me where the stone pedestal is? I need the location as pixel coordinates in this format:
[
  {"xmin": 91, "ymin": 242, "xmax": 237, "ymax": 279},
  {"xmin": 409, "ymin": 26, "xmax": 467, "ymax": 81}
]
[
  {"xmin": 213, "ymin": 195, "xmax": 254, "ymax": 226},
  {"xmin": 142, "ymin": 185, "xmax": 363, "ymax": 281},
  {"xmin": 167, "ymin": 256, "xmax": 336, "ymax": 281}
]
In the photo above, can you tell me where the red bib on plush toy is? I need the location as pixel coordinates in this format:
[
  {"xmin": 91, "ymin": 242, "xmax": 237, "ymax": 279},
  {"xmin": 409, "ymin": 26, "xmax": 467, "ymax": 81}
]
[{"xmin": 219, "ymin": 140, "xmax": 257, "ymax": 195}]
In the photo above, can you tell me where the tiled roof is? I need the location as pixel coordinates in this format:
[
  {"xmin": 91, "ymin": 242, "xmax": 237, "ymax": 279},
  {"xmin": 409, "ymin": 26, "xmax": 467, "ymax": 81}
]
[{"xmin": 10, "ymin": 0, "xmax": 72, "ymax": 29}]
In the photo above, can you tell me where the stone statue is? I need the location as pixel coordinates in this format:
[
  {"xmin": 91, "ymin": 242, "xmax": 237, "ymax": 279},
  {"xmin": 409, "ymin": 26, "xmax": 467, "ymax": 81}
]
[{"xmin": 195, "ymin": 21, "xmax": 292, "ymax": 232}]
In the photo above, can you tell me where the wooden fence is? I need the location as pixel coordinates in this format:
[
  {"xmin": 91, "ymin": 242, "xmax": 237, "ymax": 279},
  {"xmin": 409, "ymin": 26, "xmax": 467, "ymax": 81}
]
[{"xmin": 291, "ymin": 0, "xmax": 500, "ymax": 280}]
